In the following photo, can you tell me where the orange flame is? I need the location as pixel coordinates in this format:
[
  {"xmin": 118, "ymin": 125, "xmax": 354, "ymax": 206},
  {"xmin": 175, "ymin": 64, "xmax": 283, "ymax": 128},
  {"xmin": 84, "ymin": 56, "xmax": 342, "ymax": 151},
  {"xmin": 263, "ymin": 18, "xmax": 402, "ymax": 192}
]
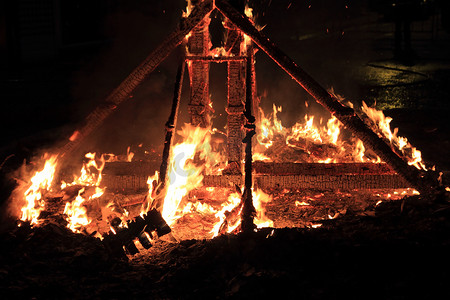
[
  {"xmin": 61, "ymin": 152, "xmax": 106, "ymax": 189},
  {"xmin": 362, "ymin": 102, "xmax": 427, "ymax": 170},
  {"xmin": 63, "ymin": 187, "xmax": 104, "ymax": 233},
  {"xmin": 20, "ymin": 155, "xmax": 58, "ymax": 224},
  {"xmin": 61, "ymin": 153, "xmax": 106, "ymax": 233},
  {"xmin": 211, "ymin": 189, "xmax": 273, "ymax": 237},
  {"xmin": 254, "ymin": 103, "xmax": 382, "ymax": 163},
  {"xmin": 160, "ymin": 124, "xmax": 224, "ymax": 225},
  {"xmin": 140, "ymin": 171, "xmax": 160, "ymax": 216}
]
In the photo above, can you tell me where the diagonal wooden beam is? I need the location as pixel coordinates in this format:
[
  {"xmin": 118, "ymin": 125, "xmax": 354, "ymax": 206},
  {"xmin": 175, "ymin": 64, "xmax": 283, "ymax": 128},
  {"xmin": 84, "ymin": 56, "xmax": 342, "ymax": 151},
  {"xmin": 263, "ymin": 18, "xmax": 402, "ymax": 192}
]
[
  {"xmin": 215, "ymin": 0, "xmax": 438, "ymax": 194},
  {"xmin": 57, "ymin": 0, "xmax": 214, "ymax": 162}
]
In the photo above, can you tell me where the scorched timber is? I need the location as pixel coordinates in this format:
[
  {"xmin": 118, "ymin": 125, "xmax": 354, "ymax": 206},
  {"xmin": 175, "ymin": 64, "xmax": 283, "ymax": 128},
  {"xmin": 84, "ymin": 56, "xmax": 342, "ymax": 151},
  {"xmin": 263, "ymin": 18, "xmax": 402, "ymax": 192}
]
[
  {"xmin": 155, "ymin": 61, "xmax": 186, "ymax": 211},
  {"xmin": 102, "ymin": 162, "xmax": 410, "ymax": 192},
  {"xmin": 56, "ymin": 0, "xmax": 214, "ymax": 163},
  {"xmin": 204, "ymin": 174, "xmax": 409, "ymax": 190},
  {"xmin": 252, "ymin": 162, "xmax": 397, "ymax": 175},
  {"xmin": 214, "ymin": 0, "xmax": 439, "ymax": 194}
]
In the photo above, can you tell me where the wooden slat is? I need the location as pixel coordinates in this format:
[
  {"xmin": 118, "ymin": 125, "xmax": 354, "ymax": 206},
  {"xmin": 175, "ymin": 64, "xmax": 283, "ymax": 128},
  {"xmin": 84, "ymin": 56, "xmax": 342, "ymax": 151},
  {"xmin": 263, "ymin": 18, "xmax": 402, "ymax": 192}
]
[{"xmin": 253, "ymin": 162, "xmax": 396, "ymax": 175}]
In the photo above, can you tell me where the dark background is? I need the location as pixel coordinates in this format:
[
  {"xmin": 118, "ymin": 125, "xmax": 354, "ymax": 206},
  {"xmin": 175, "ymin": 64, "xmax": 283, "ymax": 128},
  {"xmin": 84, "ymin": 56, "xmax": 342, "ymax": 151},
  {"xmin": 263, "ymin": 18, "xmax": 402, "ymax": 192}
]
[{"xmin": 0, "ymin": 0, "xmax": 449, "ymax": 169}]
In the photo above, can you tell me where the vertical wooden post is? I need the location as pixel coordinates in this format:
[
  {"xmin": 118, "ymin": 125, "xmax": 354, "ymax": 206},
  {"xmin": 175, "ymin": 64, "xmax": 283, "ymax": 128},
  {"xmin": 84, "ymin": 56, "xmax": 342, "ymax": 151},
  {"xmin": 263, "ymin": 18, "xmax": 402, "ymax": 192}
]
[
  {"xmin": 187, "ymin": 0, "xmax": 211, "ymax": 128},
  {"xmin": 223, "ymin": 15, "xmax": 246, "ymax": 174},
  {"xmin": 241, "ymin": 44, "xmax": 257, "ymax": 233}
]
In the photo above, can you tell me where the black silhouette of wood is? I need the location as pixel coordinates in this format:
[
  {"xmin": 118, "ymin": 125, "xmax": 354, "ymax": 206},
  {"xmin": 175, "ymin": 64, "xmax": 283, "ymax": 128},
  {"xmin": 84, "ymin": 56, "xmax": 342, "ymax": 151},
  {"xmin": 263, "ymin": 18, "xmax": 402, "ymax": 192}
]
[{"xmin": 241, "ymin": 44, "xmax": 257, "ymax": 233}]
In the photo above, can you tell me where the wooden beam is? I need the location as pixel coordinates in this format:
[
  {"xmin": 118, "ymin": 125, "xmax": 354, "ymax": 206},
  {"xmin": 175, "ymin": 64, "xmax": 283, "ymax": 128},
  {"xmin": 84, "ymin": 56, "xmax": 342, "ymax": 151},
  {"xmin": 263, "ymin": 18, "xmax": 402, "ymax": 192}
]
[
  {"xmin": 101, "ymin": 161, "xmax": 410, "ymax": 192},
  {"xmin": 56, "ymin": 0, "xmax": 214, "ymax": 163}
]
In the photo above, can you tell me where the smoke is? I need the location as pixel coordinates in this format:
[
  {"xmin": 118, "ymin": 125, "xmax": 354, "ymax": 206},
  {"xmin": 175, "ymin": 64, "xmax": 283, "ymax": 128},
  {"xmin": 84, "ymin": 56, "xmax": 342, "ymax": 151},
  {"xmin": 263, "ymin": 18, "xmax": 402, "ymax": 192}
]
[{"xmin": 68, "ymin": 0, "xmax": 187, "ymax": 156}]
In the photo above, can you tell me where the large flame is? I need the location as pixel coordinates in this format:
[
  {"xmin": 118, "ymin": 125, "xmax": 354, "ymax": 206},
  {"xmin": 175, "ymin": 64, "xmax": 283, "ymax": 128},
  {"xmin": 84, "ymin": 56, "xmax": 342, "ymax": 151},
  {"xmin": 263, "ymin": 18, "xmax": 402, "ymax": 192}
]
[
  {"xmin": 254, "ymin": 103, "xmax": 365, "ymax": 163},
  {"xmin": 20, "ymin": 155, "xmax": 58, "ymax": 225},
  {"xmin": 362, "ymin": 102, "xmax": 427, "ymax": 170},
  {"xmin": 160, "ymin": 124, "xmax": 224, "ymax": 225}
]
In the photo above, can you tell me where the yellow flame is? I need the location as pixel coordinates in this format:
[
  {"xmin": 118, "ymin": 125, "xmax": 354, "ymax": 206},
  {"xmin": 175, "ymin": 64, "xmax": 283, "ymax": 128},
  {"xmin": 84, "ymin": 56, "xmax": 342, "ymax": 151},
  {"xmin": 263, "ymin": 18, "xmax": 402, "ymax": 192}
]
[
  {"xmin": 64, "ymin": 186, "xmax": 104, "ymax": 233},
  {"xmin": 61, "ymin": 153, "xmax": 106, "ymax": 232},
  {"xmin": 141, "ymin": 171, "xmax": 160, "ymax": 216},
  {"xmin": 161, "ymin": 124, "xmax": 224, "ymax": 225},
  {"xmin": 126, "ymin": 146, "xmax": 134, "ymax": 162},
  {"xmin": 20, "ymin": 155, "xmax": 58, "ymax": 224},
  {"xmin": 253, "ymin": 189, "xmax": 274, "ymax": 228},
  {"xmin": 211, "ymin": 192, "xmax": 242, "ymax": 237},
  {"xmin": 61, "ymin": 152, "xmax": 106, "ymax": 189},
  {"xmin": 182, "ymin": 0, "xmax": 193, "ymax": 18},
  {"xmin": 211, "ymin": 189, "xmax": 273, "ymax": 237},
  {"xmin": 295, "ymin": 201, "xmax": 310, "ymax": 206},
  {"xmin": 253, "ymin": 103, "xmax": 384, "ymax": 163}
]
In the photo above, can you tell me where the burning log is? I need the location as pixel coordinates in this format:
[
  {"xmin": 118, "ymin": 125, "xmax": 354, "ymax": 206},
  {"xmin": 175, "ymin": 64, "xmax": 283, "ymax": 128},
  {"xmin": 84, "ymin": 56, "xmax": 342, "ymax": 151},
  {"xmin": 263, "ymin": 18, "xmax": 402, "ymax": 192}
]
[
  {"xmin": 56, "ymin": 0, "xmax": 214, "ymax": 165},
  {"xmin": 253, "ymin": 162, "xmax": 397, "ymax": 175},
  {"xmin": 225, "ymin": 16, "xmax": 246, "ymax": 169},
  {"xmin": 102, "ymin": 208, "xmax": 171, "ymax": 257},
  {"xmin": 203, "ymin": 174, "xmax": 408, "ymax": 190},
  {"xmin": 102, "ymin": 161, "xmax": 408, "ymax": 192},
  {"xmin": 214, "ymin": 0, "xmax": 439, "ymax": 195},
  {"xmin": 154, "ymin": 62, "xmax": 186, "ymax": 212}
]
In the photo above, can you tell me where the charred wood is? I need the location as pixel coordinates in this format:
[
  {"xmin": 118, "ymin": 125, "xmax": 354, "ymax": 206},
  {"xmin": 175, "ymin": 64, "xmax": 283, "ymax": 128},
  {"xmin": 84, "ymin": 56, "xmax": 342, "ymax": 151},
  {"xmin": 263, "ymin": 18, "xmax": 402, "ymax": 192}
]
[
  {"xmin": 241, "ymin": 43, "xmax": 257, "ymax": 233},
  {"xmin": 252, "ymin": 162, "xmax": 396, "ymax": 175},
  {"xmin": 154, "ymin": 62, "xmax": 186, "ymax": 211},
  {"xmin": 102, "ymin": 209, "xmax": 171, "ymax": 257}
]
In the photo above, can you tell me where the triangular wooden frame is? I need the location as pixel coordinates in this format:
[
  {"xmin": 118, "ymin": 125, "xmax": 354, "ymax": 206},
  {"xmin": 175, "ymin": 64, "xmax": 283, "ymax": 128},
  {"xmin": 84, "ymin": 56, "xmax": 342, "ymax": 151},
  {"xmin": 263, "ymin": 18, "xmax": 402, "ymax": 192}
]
[{"xmin": 56, "ymin": 0, "xmax": 438, "ymax": 194}]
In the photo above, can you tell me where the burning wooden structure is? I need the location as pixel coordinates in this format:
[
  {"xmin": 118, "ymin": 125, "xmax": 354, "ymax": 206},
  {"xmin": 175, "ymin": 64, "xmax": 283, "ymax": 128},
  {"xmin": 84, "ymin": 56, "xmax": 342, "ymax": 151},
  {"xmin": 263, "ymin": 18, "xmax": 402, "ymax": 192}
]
[
  {"xmin": 14, "ymin": 0, "xmax": 445, "ymax": 242},
  {"xmin": 55, "ymin": 0, "xmax": 442, "ymax": 230}
]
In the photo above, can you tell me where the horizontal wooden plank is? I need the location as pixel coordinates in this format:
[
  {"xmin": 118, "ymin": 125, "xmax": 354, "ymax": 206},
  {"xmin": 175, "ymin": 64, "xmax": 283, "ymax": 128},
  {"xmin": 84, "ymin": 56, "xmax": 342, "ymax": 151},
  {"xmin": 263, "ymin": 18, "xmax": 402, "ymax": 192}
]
[
  {"xmin": 253, "ymin": 162, "xmax": 396, "ymax": 175},
  {"xmin": 103, "ymin": 161, "xmax": 397, "ymax": 177},
  {"xmin": 101, "ymin": 173, "xmax": 410, "ymax": 192}
]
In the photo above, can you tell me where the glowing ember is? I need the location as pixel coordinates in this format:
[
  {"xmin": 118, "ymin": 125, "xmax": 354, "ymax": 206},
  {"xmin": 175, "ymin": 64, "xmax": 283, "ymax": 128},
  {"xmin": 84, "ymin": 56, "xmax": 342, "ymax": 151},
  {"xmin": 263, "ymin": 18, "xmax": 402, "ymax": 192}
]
[{"xmin": 20, "ymin": 155, "xmax": 58, "ymax": 225}]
